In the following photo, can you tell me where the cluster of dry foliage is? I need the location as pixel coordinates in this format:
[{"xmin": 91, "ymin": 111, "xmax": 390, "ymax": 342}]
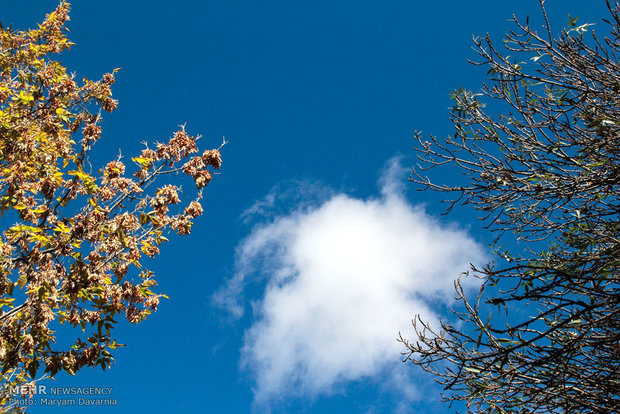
[
  {"xmin": 0, "ymin": 2, "xmax": 221, "ymax": 408},
  {"xmin": 401, "ymin": 1, "xmax": 619, "ymax": 413}
]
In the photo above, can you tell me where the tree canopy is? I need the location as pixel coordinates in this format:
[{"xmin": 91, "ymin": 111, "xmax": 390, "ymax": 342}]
[
  {"xmin": 0, "ymin": 2, "xmax": 222, "ymax": 408},
  {"xmin": 401, "ymin": 1, "xmax": 620, "ymax": 412}
]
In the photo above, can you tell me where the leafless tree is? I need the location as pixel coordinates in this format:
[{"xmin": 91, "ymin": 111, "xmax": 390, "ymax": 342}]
[{"xmin": 400, "ymin": 1, "xmax": 620, "ymax": 412}]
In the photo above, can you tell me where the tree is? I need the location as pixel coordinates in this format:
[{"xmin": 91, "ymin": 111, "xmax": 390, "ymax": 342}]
[
  {"xmin": 400, "ymin": 1, "xmax": 619, "ymax": 412},
  {"xmin": 0, "ymin": 2, "xmax": 223, "ymax": 408}
]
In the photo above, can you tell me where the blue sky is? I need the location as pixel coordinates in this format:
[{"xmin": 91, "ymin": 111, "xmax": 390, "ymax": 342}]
[{"xmin": 2, "ymin": 1, "xmax": 611, "ymax": 413}]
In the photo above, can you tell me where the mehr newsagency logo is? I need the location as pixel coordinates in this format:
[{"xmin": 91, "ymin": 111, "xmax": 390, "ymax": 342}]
[{"xmin": 9, "ymin": 385, "xmax": 117, "ymax": 407}]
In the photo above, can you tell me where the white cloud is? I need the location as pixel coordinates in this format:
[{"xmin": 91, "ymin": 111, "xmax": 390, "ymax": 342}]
[{"xmin": 214, "ymin": 158, "xmax": 486, "ymax": 408}]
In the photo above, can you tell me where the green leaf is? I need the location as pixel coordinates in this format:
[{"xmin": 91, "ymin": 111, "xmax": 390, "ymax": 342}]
[{"xmin": 496, "ymin": 338, "xmax": 519, "ymax": 345}]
